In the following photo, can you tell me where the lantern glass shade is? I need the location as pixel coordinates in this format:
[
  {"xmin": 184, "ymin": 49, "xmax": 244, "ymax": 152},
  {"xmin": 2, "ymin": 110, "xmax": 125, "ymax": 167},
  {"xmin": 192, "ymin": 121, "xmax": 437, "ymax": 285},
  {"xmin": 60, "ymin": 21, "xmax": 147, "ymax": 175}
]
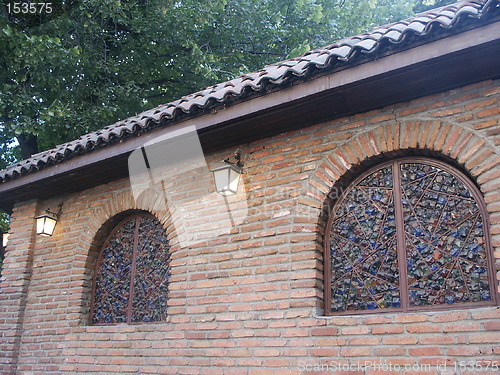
[
  {"xmin": 2, "ymin": 233, "xmax": 9, "ymax": 247},
  {"xmin": 35, "ymin": 213, "xmax": 58, "ymax": 237},
  {"xmin": 211, "ymin": 164, "xmax": 242, "ymax": 196}
]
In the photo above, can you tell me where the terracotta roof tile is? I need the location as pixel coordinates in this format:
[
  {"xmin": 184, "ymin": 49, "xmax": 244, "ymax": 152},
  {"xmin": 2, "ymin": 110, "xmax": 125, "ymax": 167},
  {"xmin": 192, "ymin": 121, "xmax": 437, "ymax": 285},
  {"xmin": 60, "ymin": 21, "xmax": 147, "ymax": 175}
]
[
  {"xmin": 355, "ymin": 38, "xmax": 378, "ymax": 51},
  {"xmin": 289, "ymin": 59, "xmax": 313, "ymax": 74},
  {"xmin": 0, "ymin": 0, "xmax": 496, "ymax": 183}
]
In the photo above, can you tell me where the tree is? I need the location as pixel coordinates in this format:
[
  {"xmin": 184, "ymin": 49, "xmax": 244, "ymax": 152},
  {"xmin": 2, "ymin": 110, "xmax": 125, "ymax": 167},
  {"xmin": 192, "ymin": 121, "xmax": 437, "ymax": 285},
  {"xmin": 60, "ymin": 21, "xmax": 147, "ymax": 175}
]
[
  {"xmin": 414, "ymin": 0, "xmax": 456, "ymax": 13},
  {"xmin": 0, "ymin": 0, "xmax": 455, "ymax": 162},
  {"xmin": 0, "ymin": 0, "xmax": 457, "ymax": 241}
]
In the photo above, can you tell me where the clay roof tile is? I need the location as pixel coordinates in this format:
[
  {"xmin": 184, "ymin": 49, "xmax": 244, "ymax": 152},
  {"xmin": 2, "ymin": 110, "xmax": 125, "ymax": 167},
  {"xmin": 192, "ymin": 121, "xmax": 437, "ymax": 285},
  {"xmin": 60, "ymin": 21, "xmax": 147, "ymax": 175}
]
[{"xmin": 0, "ymin": 0, "xmax": 494, "ymax": 183}]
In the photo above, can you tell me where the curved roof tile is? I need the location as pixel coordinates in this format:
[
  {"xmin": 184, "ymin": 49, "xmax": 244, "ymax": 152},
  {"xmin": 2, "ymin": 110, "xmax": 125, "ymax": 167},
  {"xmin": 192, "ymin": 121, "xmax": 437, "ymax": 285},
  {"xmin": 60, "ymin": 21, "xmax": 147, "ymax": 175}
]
[{"xmin": 0, "ymin": 0, "xmax": 495, "ymax": 183}]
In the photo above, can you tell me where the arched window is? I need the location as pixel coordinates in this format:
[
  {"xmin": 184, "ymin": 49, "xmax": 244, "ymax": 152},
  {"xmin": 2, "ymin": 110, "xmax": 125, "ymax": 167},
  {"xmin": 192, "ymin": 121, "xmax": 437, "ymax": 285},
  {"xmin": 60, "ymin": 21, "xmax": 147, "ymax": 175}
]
[
  {"xmin": 325, "ymin": 158, "xmax": 497, "ymax": 315},
  {"xmin": 91, "ymin": 213, "xmax": 170, "ymax": 324}
]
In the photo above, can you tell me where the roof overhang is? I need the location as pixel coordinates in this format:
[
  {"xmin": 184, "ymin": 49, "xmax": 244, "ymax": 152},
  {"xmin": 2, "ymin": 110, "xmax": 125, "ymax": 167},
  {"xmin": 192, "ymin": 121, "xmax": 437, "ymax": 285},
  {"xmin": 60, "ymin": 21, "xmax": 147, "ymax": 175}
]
[{"xmin": 1, "ymin": 20, "xmax": 500, "ymax": 213}]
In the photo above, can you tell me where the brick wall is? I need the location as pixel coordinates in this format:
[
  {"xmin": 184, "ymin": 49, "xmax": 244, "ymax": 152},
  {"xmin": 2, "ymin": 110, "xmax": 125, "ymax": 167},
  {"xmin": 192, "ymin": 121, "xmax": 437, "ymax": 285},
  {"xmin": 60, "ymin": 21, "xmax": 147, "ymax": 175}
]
[{"xmin": 0, "ymin": 79, "xmax": 499, "ymax": 375}]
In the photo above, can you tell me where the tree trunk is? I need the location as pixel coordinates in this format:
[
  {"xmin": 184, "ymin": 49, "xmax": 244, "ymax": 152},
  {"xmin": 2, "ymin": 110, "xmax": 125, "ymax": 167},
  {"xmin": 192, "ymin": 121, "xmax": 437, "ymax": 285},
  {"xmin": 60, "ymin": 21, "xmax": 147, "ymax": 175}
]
[{"xmin": 17, "ymin": 134, "xmax": 39, "ymax": 160}]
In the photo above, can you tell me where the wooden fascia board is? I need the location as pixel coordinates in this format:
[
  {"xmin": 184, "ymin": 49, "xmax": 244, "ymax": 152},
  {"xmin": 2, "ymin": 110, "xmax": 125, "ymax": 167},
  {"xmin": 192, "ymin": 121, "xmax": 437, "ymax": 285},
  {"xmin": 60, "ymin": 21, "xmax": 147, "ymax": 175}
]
[{"xmin": 1, "ymin": 20, "xmax": 499, "ymax": 205}]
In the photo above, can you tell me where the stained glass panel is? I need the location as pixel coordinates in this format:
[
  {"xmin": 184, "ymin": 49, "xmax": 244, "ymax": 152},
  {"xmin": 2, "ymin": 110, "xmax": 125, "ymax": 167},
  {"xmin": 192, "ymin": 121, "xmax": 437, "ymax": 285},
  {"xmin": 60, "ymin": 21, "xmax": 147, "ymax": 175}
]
[
  {"xmin": 131, "ymin": 215, "xmax": 170, "ymax": 322},
  {"xmin": 401, "ymin": 162, "xmax": 492, "ymax": 307},
  {"xmin": 92, "ymin": 213, "xmax": 170, "ymax": 324},
  {"xmin": 328, "ymin": 159, "xmax": 494, "ymax": 314},
  {"xmin": 329, "ymin": 166, "xmax": 399, "ymax": 312},
  {"xmin": 92, "ymin": 218, "xmax": 135, "ymax": 324}
]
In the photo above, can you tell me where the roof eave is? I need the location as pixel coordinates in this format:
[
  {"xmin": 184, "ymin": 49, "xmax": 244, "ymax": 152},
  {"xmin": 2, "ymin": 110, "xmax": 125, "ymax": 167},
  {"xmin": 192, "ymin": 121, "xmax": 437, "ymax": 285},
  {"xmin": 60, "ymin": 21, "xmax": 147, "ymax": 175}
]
[{"xmin": 1, "ymin": 20, "xmax": 500, "ymax": 213}]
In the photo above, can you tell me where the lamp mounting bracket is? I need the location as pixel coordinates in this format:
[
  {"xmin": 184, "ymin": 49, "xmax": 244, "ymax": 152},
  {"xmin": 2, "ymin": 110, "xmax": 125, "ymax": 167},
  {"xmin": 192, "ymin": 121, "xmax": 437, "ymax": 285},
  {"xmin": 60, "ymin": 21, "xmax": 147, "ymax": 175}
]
[
  {"xmin": 45, "ymin": 202, "xmax": 63, "ymax": 219},
  {"xmin": 222, "ymin": 150, "xmax": 244, "ymax": 169}
]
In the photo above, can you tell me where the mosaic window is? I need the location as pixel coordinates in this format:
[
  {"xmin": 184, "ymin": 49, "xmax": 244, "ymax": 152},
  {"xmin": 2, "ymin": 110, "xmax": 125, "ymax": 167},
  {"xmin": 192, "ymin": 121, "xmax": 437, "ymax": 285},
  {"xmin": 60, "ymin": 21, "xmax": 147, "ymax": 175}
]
[
  {"xmin": 326, "ymin": 158, "xmax": 497, "ymax": 314},
  {"xmin": 91, "ymin": 213, "xmax": 170, "ymax": 324}
]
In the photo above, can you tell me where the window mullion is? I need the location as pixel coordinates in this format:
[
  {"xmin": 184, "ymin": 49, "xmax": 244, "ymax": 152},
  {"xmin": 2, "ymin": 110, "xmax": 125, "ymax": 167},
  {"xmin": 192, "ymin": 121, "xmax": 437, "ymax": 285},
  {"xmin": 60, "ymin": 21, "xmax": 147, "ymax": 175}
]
[
  {"xmin": 392, "ymin": 161, "xmax": 409, "ymax": 312},
  {"xmin": 127, "ymin": 217, "xmax": 140, "ymax": 323}
]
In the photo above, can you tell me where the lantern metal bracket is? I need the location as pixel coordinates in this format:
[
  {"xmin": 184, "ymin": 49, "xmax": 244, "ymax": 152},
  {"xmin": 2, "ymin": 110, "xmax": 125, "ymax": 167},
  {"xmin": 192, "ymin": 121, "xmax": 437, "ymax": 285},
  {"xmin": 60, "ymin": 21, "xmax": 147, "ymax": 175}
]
[
  {"xmin": 222, "ymin": 150, "xmax": 244, "ymax": 170},
  {"xmin": 44, "ymin": 202, "xmax": 63, "ymax": 220}
]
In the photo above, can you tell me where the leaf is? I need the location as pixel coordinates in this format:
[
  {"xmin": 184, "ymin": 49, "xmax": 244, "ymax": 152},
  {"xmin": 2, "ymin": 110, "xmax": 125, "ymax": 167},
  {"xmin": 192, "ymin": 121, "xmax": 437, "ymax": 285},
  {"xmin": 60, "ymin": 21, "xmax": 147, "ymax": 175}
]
[
  {"xmin": 369, "ymin": 0, "xmax": 379, "ymax": 10},
  {"xmin": 2, "ymin": 27, "xmax": 13, "ymax": 37},
  {"xmin": 0, "ymin": 0, "xmax": 457, "ymax": 162}
]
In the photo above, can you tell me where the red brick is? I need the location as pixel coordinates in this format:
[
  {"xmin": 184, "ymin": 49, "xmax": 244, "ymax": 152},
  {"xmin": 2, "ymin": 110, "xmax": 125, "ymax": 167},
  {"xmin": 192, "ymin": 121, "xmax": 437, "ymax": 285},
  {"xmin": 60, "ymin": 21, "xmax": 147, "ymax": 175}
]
[
  {"xmin": 311, "ymin": 327, "xmax": 340, "ymax": 336},
  {"xmin": 369, "ymin": 113, "xmax": 396, "ymax": 124},
  {"xmin": 484, "ymin": 321, "xmax": 500, "ymax": 331},
  {"xmin": 477, "ymin": 107, "xmax": 500, "ymax": 118},
  {"xmin": 399, "ymin": 105, "xmax": 430, "ymax": 117},
  {"xmin": 358, "ymin": 133, "xmax": 376, "ymax": 158},
  {"xmin": 434, "ymin": 122, "xmax": 452, "ymax": 150},
  {"xmin": 403, "ymin": 121, "xmax": 418, "ymax": 149},
  {"xmin": 341, "ymin": 326, "xmax": 370, "ymax": 335},
  {"xmin": 442, "ymin": 129, "xmax": 461, "ymax": 154},
  {"xmin": 263, "ymin": 358, "xmax": 291, "ymax": 367},
  {"xmin": 406, "ymin": 325, "xmax": 441, "ymax": 334},
  {"xmin": 465, "ymin": 97, "xmax": 497, "ymax": 110},
  {"xmin": 469, "ymin": 333, "xmax": 500, "ymax": 343},
  {"xmin": 430, "ymin": 311, "xmax": 468, "ymax": 323},
  {"xmin": 466, "ymin": 149, "xmax": 494, "ymax": 172},
  {"xmin": 419, "ymin": 336, "xmax": 455, "ymax": 345},
  {"xmin": 340, "ymin": 347, "xmax": 372, "ymax": 357},
  {"xmin": 408, "ymin": 347, "xmax": 442, "ymax": 356},
  {"xmin": 431, "ymin": 107, "xmax": 463, "ymax": 117},
  {"xmin": 447, "ymin": 347, "xmax": 480, "ymax": 356},
  {"xmin": 449, "ymin": 131, "xmax": 472, "ymax": 158},
  {"xmin": 362, "ymin": 316, "xmax": 392, "ymax": 325},
  {"xmin": 472, "ymin": 155, "xmax": 500, "ymax": 178},
  {"xmin": 371, "ymin": 325, "xmax": 404, "ymax": 334},
  {"xmin": 423, "ymin": 120, "xmax": 440, "ymax": 148},
  {"xmin": 382, "ymin": 335, "xmax": 418, "ymax": 345},
  {"xmin": 395, "ymin": 315, "xmax": 428, "ymax": 323},
  {"xmin": 310, "ymin": 348, "xmax": 341, "ymax": 357},
  {"xmin": 374, "ymin": 346, "xmax": 406, "ymax": 356},
  {"xmin": 349, "ymin": 337, "xmax": 380, "ymax": 346},
  {"xmin": 339, "ymin": 119, "xmax": 367, "ymax": 131},
  {"xmin": 3, "ymin": 77, "xmax": 500, "ymax": 375},
  {"xmin": 458, "ymin": 137, "xmax": 485, "ymax": 164},
  {"xmin": 315, "ymin": 337, "xmax": 347, "ymax": 346},
  {"xmin": 475, "ymin": 119, "xmax": 498, "ymax": 130},
  {"xmin": 384, "ymin": 123, "xmax": 395, "ymax": 151}
]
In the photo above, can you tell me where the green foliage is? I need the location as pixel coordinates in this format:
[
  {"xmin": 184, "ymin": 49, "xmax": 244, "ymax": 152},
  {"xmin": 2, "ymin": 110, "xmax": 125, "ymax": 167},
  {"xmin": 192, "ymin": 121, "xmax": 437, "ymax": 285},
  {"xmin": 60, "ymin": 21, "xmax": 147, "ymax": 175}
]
[
  {"xmin": 0, "ymin": 0, "xmax": 456, "ymax": 161},
  {"xmin": 0, "ymin": 0, "xmax": 456, "ymax": 245},
  {"xmin": 414, "ymin": 0, "xmax": 456, "ymax": 13},
  {"xmin": 0, "ymin": 211, "xmax": 8, "ymax": 233}
]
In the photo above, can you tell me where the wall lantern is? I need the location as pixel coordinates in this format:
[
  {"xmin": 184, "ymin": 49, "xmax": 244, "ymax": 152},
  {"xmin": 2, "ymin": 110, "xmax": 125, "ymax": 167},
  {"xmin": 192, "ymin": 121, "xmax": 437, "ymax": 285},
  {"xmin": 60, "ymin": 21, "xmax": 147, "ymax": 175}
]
[
  {"xmin": 35, "ymin": 203, "xmax": 63, "ymax": 237},
  {"xmin": 211, "ymin": 151, "xmax": 244, "ymax": 196},
  {"xmin": 2, "ymin": 233, "xmax": 9, "ymax": 247}
]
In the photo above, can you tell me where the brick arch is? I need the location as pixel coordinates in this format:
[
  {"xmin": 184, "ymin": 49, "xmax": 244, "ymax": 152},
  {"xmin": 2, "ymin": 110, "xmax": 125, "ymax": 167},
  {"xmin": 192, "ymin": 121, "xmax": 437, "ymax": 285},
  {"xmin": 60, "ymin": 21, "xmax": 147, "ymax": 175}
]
[
  {"xmin": 303, "ymin": 119, "xmax": 500, "ymax": 312},
  {"xmin": 306, "ymin": 119, "xmax": 499, "ymax": 224},
  {"xmin": 69, "ymin": 187, "xmax": 178, "ymax": 324}
]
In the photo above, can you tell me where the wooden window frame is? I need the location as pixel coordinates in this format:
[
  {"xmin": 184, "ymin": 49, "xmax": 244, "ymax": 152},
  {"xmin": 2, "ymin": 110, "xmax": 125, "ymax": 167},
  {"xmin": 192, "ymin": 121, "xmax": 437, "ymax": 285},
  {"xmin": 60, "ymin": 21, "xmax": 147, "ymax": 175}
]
[
  {"xmin": 90, "ymin": 212, "xmax": 170, "ymax": 325},
  {"xmin": 324, "ymin": 157, "xmax": 498, "ymax": 316}
]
